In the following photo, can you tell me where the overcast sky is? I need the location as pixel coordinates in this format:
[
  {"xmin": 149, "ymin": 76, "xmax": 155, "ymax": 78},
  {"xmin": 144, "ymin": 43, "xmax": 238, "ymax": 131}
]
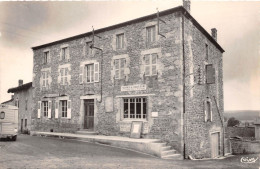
[{"xmin": 0, "ymin": 1, "xmax": 259, "ymax": 111}]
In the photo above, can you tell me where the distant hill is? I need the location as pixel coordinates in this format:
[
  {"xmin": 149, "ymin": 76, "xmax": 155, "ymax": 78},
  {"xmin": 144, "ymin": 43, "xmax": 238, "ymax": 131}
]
[{"xmin": 224, "ymin": 110, "xmax": 260, "ymax": 121}]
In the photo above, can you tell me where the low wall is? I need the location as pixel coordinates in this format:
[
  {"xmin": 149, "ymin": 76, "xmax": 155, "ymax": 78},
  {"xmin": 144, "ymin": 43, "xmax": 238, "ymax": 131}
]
[
  {"xmin": 230, "ymin": 139, "xmax": 260, "ymax": 154},
  {"xmin": 226, "ymin": 127, "xmax": 255, "ymax": 138}
]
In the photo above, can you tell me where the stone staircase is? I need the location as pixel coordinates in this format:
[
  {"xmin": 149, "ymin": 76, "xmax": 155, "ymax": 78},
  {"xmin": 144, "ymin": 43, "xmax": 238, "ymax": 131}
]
[{"xmin": 149, "ymin": 141, "xmax": 183, "ymax": 160}]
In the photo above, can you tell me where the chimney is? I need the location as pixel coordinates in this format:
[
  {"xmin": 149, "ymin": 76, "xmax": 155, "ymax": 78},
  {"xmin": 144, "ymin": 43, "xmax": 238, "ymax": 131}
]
[
  {"xmin": 18, "ymin": 80, "xmax": 23, "ymax": 86},
  {"xmin": 183, "ymin": 0, "xmax": 191, "ymax": 13},
  {"xmin": 211, "ymin": 28, "xmax": 217, "ymax": 41}
]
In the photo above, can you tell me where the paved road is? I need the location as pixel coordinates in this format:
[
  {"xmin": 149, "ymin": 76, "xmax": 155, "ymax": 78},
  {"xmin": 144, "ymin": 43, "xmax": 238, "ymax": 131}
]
[{"xmin": 0, "ymin": 135, "xmax": 259, "ymax": 169}]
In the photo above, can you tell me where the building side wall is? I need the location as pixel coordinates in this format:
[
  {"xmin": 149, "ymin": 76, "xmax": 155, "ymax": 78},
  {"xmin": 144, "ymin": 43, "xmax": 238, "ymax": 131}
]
[
  {"xmin": 32, "ymin": 12, "xmax": 184, "ymax": 152},
  {"xmin": 183, "ymin": 16, "xmax": 224, "ymax": 158}
]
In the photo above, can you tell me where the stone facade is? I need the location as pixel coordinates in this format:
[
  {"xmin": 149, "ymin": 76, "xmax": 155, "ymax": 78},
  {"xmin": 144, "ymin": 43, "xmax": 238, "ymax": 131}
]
[
  {"xmin": 31, "ymin": 6, "xmax": 224, "ymax": 159},
  {"xmin": 7, "ymin": 81, "xmax": 33, "ymax": 133}
]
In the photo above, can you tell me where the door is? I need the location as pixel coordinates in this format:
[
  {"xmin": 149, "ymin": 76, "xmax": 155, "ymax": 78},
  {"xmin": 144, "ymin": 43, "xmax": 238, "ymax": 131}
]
[
  {"xmin": 21, "ymin": 119, "xmax": 23, "ymax": 132},
  {"xmin": 211, "ymin": 132, "xmax": 220, "ymax": 158},
  {"xmin": 84, "ymin": 99, "xmax": 94, "ymax": 130}
]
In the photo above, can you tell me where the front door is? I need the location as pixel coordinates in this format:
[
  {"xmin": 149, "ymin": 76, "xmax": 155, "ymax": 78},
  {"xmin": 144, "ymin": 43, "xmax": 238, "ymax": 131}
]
[
  {"xmin": 84, "ymin": 99, "xmax": 94, "ymax": 130},
  {"xmin": 211, "ymin": 132, "xmax": 220, "ymax": 158}
]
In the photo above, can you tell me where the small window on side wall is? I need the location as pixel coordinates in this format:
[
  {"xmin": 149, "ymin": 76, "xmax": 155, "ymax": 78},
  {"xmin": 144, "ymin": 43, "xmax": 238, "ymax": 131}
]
[
  {"xmin": 43, "ymin": 51, "xmax": 50, "ymax": 64},
  {"xmin": 204, "ymin": 100, "xmax": 212, "ymax": 122},
  {"xmin": 146, "ymin": 25, "xmax": 156, "ymax": 44},
  {"xmin": 206, "ymin": 64, "xmax": 215, "ymax": 84},
  {"xmin": 0, "ymin": 111, "xmax": 5, "ymax": 119},
  {"xmin": 116, "ymin": 33, "xmax": 124, "ymax": 50}
]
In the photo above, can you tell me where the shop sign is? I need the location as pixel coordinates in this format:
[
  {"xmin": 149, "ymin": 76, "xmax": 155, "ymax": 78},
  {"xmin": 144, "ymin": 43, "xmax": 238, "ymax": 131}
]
[{"xmin": 121, "ymin": 84, "xmax": 146, "ymax": 92}]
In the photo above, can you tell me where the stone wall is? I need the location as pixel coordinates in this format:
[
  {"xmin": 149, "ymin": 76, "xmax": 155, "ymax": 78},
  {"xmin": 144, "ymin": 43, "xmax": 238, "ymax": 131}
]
[
  {"xmin": 32, "ymin": 11, "xmax": 184, "ymax": 152},
  {"xmin": 183, "ymin": 15, "xmax": 224, "ymax": 159},
  {"xmin": 230, "ymin": 139, "xmax": 260, "ymax": 154},
  {"xmin": 226, "ymin": 127, "xmax": 255, "ymax": 138}
]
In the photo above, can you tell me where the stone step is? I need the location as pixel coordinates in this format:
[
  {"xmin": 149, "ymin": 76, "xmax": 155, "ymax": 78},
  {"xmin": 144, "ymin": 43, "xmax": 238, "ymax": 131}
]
[
  {"xmin": 76, "ymin": 130, "xmax": 97, "ymax": 135},
  {"xmin": 161, "ymin": 154, "xmax": 183, "ymax": 160},
  {"xmin": 161, "ymin": 146, "xmax": 171, "ymax": 151},
  {"xmin": 161, "ymin": 149, "xmax": 178, "ymax": 156},
  {"xmin": 151, "ymin": 142, "xmax": 167, "ymax": 147}
]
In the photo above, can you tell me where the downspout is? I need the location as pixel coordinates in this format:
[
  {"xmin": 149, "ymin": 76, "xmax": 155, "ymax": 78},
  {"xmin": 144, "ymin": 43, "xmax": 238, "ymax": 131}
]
[{"xmin": 182, "ymin": 11, "xmax": 186, "ymax": 159}]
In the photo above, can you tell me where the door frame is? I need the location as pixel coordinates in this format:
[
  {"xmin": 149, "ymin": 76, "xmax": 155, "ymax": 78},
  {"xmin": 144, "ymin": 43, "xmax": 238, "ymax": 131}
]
[
  {"xmin": 84, "ymin": 99, "xmax": 95, "ymax": 130},
  {"xmin": 80, "ymin": 95, "xmax": 99, "ymax": 131},
  {"xmin": 210, "ymin": 131, "xmax": 221, "ymax": 158}
]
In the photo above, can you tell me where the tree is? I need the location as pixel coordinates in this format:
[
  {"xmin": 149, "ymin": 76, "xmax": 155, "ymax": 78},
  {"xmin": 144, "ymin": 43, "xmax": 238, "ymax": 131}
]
[{"xmin": 227, "ymin": 117, "xmax": 240, "ymax": 127}]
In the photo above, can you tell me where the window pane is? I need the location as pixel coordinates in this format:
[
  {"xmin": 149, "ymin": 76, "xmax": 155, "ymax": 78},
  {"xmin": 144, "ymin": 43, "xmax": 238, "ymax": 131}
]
[
  {"xmin": 115, "ymin": 59, "xmax": 119, "ymax": 69},
  {"xmin": 124, "ymin": 101, "xmax": 128, "ymax": 118},
  {"xmin": 120, "ymin": 59, "xmax": 125, "ymax": 68},
  {"xmin": 120, "ymin": 69, "xmax": 124, "ymax": 79},
  {"xmin": 130, "ymin": 101, "xmax": 135, "ymax": 118},
  {"xmin": 143, "ymin": 102, "xmax": 147, "ymax": 119},
  {"xmin": 145, "ymin": 66, "xmax": 150, "ymax": 76},
  {"xmin": 90, "ymin": 64, "xmax": 94, "ymax": 82},
  {"xmin": 152, "ymin": 54, "xmax": 157, "ymax": 64},
  {"xmin": 152, "ymin": 65, "xmax": 157, "ymax": 75},
  {"xmin": 115, "ymin": 70, "xmax": 119, "ymax": 79},
  {"xmin": 145, "ymin": 55, "xmax": 150, "ymax": 65},
  {"xmin": 136, "ymin": 102, "xmax": 141, "ymax": 119}
]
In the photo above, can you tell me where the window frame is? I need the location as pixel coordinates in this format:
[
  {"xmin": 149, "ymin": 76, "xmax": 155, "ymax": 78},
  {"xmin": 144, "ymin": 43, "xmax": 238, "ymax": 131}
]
[
  {"xmin": 60, "ymin": 100, "xmax": 68, "ymax": 118},
  {"xmin": 146, "ymin": 25, "xmax": 156, "ymax": 44},
  {"xmin": 116, "ymin": 33, "xmax": 125, "ymax": 50},
  {"xmin": 61, "ymin": 47, "xmax": 68, "ymax": 60},
  {"xmin": 123, "ymin": 97, "xmax": 147, "ymax": 120},
  {"xmin": 0, "ymin": 111, "xmax": 5, "ymax": 119},
  {"xmin": 114, "ymin": 58, "xmax": 126, "ymax": 79},
  {"xmin": 42, "ymin": 101, "xmax": 48, "ymax": 117},
  {"xmin": 86, "ymin": 41, "xmax": 93, "ymax": 55},
  {"xmin": 60, "ymin": 68, "xmax": 68, "ymax": 85},
  {"xmin": 42, "ymin": 71, "xmax": 48, "ymax": 88},
  {"xmin": 43, "ymin": 51, "xmax": 50, "ymax": 64},
  {"xmin": 85, "ymin": 64, "xmax": 94, "ymax": 83},
  {"xmin": 144, "ymin": 53, "xmax": 158, "ymax": 76}
]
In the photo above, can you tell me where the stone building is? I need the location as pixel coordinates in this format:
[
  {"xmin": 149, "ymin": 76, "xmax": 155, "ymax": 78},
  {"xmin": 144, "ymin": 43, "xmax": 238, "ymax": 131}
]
[
  {"xmin": 7, "ymin": 80, "xmax": 33, "ymax": 133},
  {"xmin": 31, "ymin": 3, "xmax": 224, "ymax": 159}
]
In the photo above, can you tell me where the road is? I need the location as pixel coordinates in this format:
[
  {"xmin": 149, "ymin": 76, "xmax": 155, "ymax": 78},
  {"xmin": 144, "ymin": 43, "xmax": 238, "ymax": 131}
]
[{"xmin": 0, "ymin": 135, "xmax": 259, "ymax": 169}]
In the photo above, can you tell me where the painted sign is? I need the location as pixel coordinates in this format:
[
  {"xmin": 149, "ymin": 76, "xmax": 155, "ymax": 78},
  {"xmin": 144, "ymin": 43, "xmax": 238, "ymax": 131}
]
[{"xmin": 121, "ymin": 84, "xmax": 147, "ymax": 92}]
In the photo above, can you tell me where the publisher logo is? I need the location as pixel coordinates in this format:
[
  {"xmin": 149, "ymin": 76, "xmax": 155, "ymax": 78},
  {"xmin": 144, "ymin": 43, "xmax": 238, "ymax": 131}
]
[{"xmin": 240, "ymin": 157, "xmax": 258, "ymax": 163}]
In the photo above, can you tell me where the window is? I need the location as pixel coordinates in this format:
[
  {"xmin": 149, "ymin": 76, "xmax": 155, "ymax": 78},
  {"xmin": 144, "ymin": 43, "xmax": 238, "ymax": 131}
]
[
  {"xmin": 25, "ymin": 99, "xmax": 28, "ymax": 111},
  {"xmin": 0, "ymin": 111, "xmax": 5, "ymax": 119},
  {"xmin": 25, "ymin": 119, "xmax": 27, "ymax": 128},
  {"xmin": 205, "ymin": 100, "xmax": 212, "ymax": 122},
  {"xmin": 42, "ymin": 71, "xmax": 48, "ymax": 87},
  {"xmin": 146, "ymin": 25, "xmax": 156, "ymax": 44},
  {"xmin": 116, "ymin": 33, "xmax": 124, "ymax": 49},
  {"xmin": 61, "ymin": 100, "xmax": 67, "ymax": 117},
  {"xmin": 61, "ymin": 47, "xmax": 68, "ymax": 60},
  {"xmin": 123, "ymin": 98, "xmax": 147, "ymax": 119},
  {"xmin": 205, "ymin": 44, "xmax": 208, "ymax": 60},
  {"xmin": 85, "ymin": 64, "xmax": 94, "ymax": 83},
  {"xmin": 114, "ymin": 58, "xmax": 126, "ymax": 79},
  {"xmin": 42, "ymin": 101, "xmax": 48, "ymax": 117},
  {"xmin": 144, "ymin": 53, "xmax": 157, "ymax": 76},
  {"xmin": 43, "ymin": 51, "xmax": 50, "ymax": 64},
  {"xmin": 86, "ymin": 42, "xmax": 93, "ymax": 55},
  {"xmin": 60, "ymin": 68, "xmax": 68, "ymax": 85},
  {"xmin": 206, "ymin": 64, "xmax": 215, "ymax": 84}
]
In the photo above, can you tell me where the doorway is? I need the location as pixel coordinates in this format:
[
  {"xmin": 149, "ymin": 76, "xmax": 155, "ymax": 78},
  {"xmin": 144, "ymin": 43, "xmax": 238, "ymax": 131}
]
[
  {"xmin": 211, "ymin": 132, "xmax": 220, "ymax": 158},
  {"xmin": 84, "ymin": 99, "xmax": 94, "ymax": 130}
]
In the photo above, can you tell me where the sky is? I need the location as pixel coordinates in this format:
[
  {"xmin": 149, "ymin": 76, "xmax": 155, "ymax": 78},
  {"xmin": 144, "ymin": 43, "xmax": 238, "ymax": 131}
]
[{"xmin": 0, "ymin": 1, "xmax": 259, "ymax": 111}]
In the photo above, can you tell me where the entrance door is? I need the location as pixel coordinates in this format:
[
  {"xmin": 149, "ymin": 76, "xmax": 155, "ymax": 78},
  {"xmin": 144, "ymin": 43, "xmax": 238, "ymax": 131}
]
[
  {"xmin": 84, "ymin": 99, "xmax": 94, "ymax": 130},
  {"xmin": 211, "ymin": 132, "xmax": 220, "ymax": 158}
]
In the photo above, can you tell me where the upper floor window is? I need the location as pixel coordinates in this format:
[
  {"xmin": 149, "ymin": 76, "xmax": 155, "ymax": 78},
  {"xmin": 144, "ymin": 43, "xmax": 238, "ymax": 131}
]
[
  {"xmin": 62, "ymin": 47, "xmax": 68, "ymax": 60},
  {"xmin": 86, "ymin": 41, "xmax": 93, "ymax": 55},
  {"xmin": 61, "ymin": 100, "xmax": 67, "ymax": 118},
  {"xmin": 114, "ymin": 58, "xmax": 126, "ymax": 79},
  {"xmin": 123, "ymin": 98, "xmax": 147, "ymax": 119},
  {"xmin": 144, "ymin": 53, "xmax": 157, "ymax": 76},
  {"xmin": 205, "ymin": 44, "xmax": 208, "ymax": 60},
  {"xmin": 206, "ymin": 64, "xmax": 215, "ymax": 84},
  {"xmin": 116, "ymin": 33, "xmax": 124, "ymax": 49},
  {"xmin": 146, "ymin": 25, "xmax": 156, "ymax": 44},
  {"xmin": 79, "ymin": 61, "xmax": 99, "ymax": 84},
  {"xmin": 85, "ymin": 64, "xmax": 94, "ymax": 83},
  {"xmin": 42, "ymin": 71, "xmax": 48, "ymax": 88},
  {"xmin": 60, "ymin": 68, "xmax": 68, "ymax": 85},
  {"xmin": 204, "ymin": 99, "xmax": 212, "ymax": 122},
  {"xmin": 0, "ymin": 111, "xmax": 5, "ymax": 119},
  {"xmin": 43, "ymin": 51, "xmax": 50, "ymax": 64}
]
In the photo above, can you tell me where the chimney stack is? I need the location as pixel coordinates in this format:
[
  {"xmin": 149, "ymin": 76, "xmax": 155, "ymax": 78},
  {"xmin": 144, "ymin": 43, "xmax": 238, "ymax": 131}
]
[
  {"xmin": 18, "ymin": 79, "xmax": 23, "ymax": 86},
  {"xmin": 211, "ymin": 28, "xmax": 217, "ymax": 41},
  {"xmin": 183, "ymin": 0, "xmax": 191, "ymax": 13}
]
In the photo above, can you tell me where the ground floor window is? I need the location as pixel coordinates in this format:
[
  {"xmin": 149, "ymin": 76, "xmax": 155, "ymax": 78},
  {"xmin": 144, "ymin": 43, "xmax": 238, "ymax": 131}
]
[
  {"xmin": 61, "ymin": 100, "xmax": 67, "ymax": 117},
  {"xmin": 123, "ymin": 98, "xmax": 147, "ymax": 119},
  {"xmin": 42, "ymin": 101, "xmax": 48, "ymax": 117}
]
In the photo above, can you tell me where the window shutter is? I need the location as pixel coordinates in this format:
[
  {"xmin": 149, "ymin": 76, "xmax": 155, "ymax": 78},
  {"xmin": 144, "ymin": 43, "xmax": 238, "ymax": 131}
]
[
  {"xmin": 55, "ymin": 100, "xmax": 59, "ymax": 119},
  {"xmin": 79, "ymin": 65, "xmax": 83, "ymax": 84},
  {"xmin": 65, "ymin": 68, "xmax": 69, "ymax": 85},
  {"xmin": 59, "ymin": 49, "xmax": 62, "ymax": 61},
  {"xmin": 94, "ymin": 62, "xmax": 99, "ymax": 82},
  {"xmin": 67, "ymin": 100, "xmax": 71, "ymax": 119},
  {"xmin": 67, "ymin": 47, "xmax": 70, "ymax": 61},
  {"xmin": 204, "ymin": 101, "xmax": 207, "ymax": 122},
  {"xmin": 48, "ymin": 101, "xmax": 52, "ymax": 118},
  {"xmin": 38, "ymin": 101, "xmax": 41, "ymax": 118},
  {"xmin": 206, "ymin": 64, "xmax": 215, "ymax": 84}
]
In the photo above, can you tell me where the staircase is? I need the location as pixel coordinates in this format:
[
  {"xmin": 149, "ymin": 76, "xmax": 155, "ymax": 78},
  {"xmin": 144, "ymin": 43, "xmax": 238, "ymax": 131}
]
[
  {"xmin": 149, "ymin": 141, "xmax": 183, "ymax": 160},
  {"xmin": 76, "ymin": 129, "xmax": 97, "ymax": 135}
]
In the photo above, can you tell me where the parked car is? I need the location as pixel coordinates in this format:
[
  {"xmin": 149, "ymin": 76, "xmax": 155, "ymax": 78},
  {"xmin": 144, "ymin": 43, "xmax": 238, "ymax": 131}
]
[{"xmin": 0, "ymin": 104, "xmax": 18, "ymax": 141}]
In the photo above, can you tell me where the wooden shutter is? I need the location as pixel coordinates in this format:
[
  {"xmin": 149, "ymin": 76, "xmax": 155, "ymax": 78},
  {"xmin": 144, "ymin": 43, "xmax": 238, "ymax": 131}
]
[
  {"xmin": 48, "ymin": 101, "xmax": 52, "ymax": 118},
  {"xmin": 67, "ymin": 100, "xmax": 71, "ymax": 119},
  {"xmin": 65, "ymin": 68, "xmax": 69, "ymax": 85},
  {"xmin": 94, "ymin": 62, "xmax": 99, "ymax": 82},
  {"xmin": 55, "ymin": 100, "xmax": 59, "ymax": 119},
  {"xmin": 66, "ymin": 47, "xmax": 70, "ymax": 61},
  {"xmin": 79, "ymin": 65, "xmax": 84, "ymax": 84},
  {"xmin": 206, "ymin": 64, "xmax": 215, "ymax": 84},
  {"xmin": 37, "ymin": 101, "xmax": 41, "ymax": 118}
]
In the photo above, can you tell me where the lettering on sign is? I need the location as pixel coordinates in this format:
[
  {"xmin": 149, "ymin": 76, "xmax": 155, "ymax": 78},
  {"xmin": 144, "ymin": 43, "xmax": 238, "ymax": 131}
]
[{"xmin": 121, "ymin": 84, "xmax": 147, "ymax": 92}]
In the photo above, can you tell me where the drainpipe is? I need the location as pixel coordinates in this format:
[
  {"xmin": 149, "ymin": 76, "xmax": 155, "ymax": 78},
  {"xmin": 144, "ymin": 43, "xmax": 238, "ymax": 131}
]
[{"xmin": 182, "ymin": 10, "xmax": 186, "ymax": 159}]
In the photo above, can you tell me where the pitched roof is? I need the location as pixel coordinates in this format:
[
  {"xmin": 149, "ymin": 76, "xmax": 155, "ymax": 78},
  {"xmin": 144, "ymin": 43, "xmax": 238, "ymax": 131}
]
[
  {"xmin": 32, "ymin": 6, "xmax": 224, "ymax": 53},
  {"xmin": 7, "ymin": 82, "xmax": 33, "ymax": 93}
]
